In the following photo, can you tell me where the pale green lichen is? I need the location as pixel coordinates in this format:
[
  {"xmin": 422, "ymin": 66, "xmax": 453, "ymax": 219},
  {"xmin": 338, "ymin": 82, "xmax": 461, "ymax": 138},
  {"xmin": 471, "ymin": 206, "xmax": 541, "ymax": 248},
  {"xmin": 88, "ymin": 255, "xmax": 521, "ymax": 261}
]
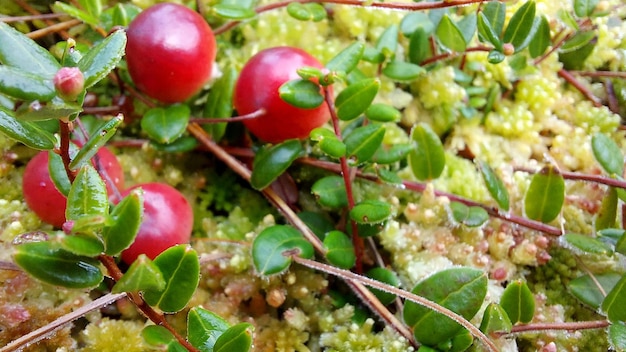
[{"xmin": 79, "ymin": 318, "xmax": 148, "ymax": 352}]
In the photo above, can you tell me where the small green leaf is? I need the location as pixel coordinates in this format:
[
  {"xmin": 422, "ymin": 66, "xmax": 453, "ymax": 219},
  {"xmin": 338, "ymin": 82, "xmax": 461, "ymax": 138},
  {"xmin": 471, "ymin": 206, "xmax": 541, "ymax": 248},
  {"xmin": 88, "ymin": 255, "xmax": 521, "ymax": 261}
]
[
  {"xmin": 457, "ymin": 12, "xmax": 477, "ymax": 44},
  {"xmin": 0, "ymin": 109, "xmax": 56, "ymax": 150},
  {"xmin": 279, "ymin": 79, "xmax": 325, "ymax": 109},
  {"xmin": 596, "ymin": 187, "xmax": 618, "ymax": 231},
  {"xmin": 350, "ymin": 199, "xmax": 391, "ymax": 224},
  {"xmin": 297, "ymin": 211, "xmax": 334, "ymax": 240},
  {"xmin": 408, "ymin": 123, "xmax": 445, "ymax": 181},
  {"xmin": 479, "ymin": 303, "xmax": 512, "ymax": 335},
  {"xmin": 609, "ymin": 321, "xmax": 626, "ymax": 351},
  {"xmin": 568, "ymin": 273, "xmax": 621, "ymax": 309},
  {"xmin": 143, "ymin": 245, "xmax": 200, "ymax": 313},
  {"xmin": 311, "ymin": 175, "xmax": 348, "ymax": 208},
  {"xmin": 529, "ymin": 16, "xmax": 551, "ymax": 58},
  {"xmin": 324, "ymin": 231, "xmax": 355, "ymax": 269},
  {"xmin": 251, "ymin": 225, "xmax": 314, "ymax": 276},
  {"xmin": 482, "ymin": 1, "xmax": 506, "ymax": 36},
  {"xmin": 502, "ymin": 1, "xmax": 536, "ymax": 49},
  {"xmin": 141, "ymin": 105, "xmax": 190, "ymax": 144},
  {"xmin": 500, "ymin": 279, "xmax": 535, "ymax": 324},
  {"xmin": 326, "ymin": 42, "xmax": 364, "ymax": 74},
  {"xmin": 103, "ymin": 189, "xmax": 143, "ymax": 256},
  {"xmin": 77, "ymin": 30, "xmax": 126, "ymax": 88},
  {"xmin": 213, "ymin": 4, "xmax": 256, "ymax": 20},
  {"xmin": 310, "ymin": 128, "xmax": 346, "ymax": 158},
  {"xmin": 403, "ymin": 267, "xmax": 488, "ymax": 346},
  {"xmin": 187, "ymin": 307, "xmax": 230, "ymax": 352},
  {"xmin": 377, "ymin": 168, "xmax": 403, "ymax": 184},
  {"xmin": 0, "ymin": 21, "xmax": 61, "ymax": 77},
  {"xmin": 477, "ymin": 12, "xmax": 503, "ymax": 52},
  {"xmin": 69, "ymin": 115, "xmax": 122, "ymax": 170},
  {"xmin": 382, "ymin": 61, "xmax": 425, "ymax": 82},
  {"xmin": 344, "ymin": 124, "xmax": 386, "ymax": 163},
  {"xmin": 142, "ymin": 325, "xmax": 185, "ymax": 351},
  {"xmin": 524, "ymin": 165, "xmax": 564, "ymax": 223},
  {"xmin": 335, "ymin": 78, "xmax": 380, "ymax": 121},
  {"xmin": 436, "ymin": 15, "xmax": 466, "ymax": 53},
  {"xmin": 286, "ymin": 2, "xmax": 326, "ymax": 22},
  {"xmin": 376, "ymin": 24, "xmax": 399, "ymax": 58},
  {"xmin": 616, "ymin": 231, "xmax": 626, "ymax": 256},
  {"xmin": 564, "ymin": 233, "xmax": 613, "ymax": 256},
  {"xmin": 408, "ymin": 28, "xmax": 430, "ymax": 64},
  {"xmin": 214, "ymin": 323, "xmax": 253, "ymax": 352},
  {"xmin": 371, "ymin": 144, "xmax": 413, "ymax": 164},
  {"xmin": 15, "ymin": 99, "xmax": 82, "ymax": 121},
  {"xmin": 559, "ymin": 31, "xmax": 596, "ymax": 70},
  {"xmin": 574, "ymin": 0, "xmax": 599, "ymax": 17},
  {"xmin": 449, "ymin": 202, "xmax": 489, "ymax": 227},
  {"xmin": 52, "ymin": 1, "xmax": 100, "ymax": 26},
  {"xmin": 48, "ymin": 150, "xmax": 71, "ymax": 196},
  {"xmin": 0, "ymin": 66, "xmax": 56, "ymax": 101},
  {"xmin": 61, "ymin": 232, "xmax": 104, "ymax": 256},
  {"xmin": 152, "ymin": 136, "xmax": 199, "ymax": 153},
  {"xmin": 251, "ymin": 140, "xmax": 304, "ymax": 190},
  {"xmin": 602, "ymin": 274, "xmax": 626, "ymax": 322},
  {"xmin": 366, "ymin": 267, "xmax": 400, "ymax": 305},
  {"xmin": 478, "ymin": 161, "xmax": 510, "ymax": 211},
  {"xmin": 203, "ymin": 66, "xmax": 237, "ymax": 141},
  {"xmin": 487, "ymin": 50, "xmax": 506, "ymax": 64},
  {"xmin": 592, "ymin": 133, "xmax": 624, "ymax": 176},
  {"xmin": 13, "ymin": 241, "xmax": 103, "ymax": 288},
  {"xmin": 400, "ymin": 12, "xmax": 434, "ymax": 37},
  {"xmin": 513, "ymin": 16, "xmax": 542, "ymax": 53},
  {"xmin": 66, "ymin": 165, "xmax": 108, "ymax": 221},
  {"xmin": 112, "ymin": 254, "xmax": 165, "ymax": 293}
]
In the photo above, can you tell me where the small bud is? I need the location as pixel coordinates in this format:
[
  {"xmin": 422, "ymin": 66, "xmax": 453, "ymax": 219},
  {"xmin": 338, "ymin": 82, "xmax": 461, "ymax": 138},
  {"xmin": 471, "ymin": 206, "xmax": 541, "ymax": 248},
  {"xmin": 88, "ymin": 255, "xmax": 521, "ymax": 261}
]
[
  {"xmin": 53, "ymin": 67, "xmax": 85, "ymax": 101},
  {"xmin": 502, "ymin": 43, "xmax": 515, "ymax": 56}
]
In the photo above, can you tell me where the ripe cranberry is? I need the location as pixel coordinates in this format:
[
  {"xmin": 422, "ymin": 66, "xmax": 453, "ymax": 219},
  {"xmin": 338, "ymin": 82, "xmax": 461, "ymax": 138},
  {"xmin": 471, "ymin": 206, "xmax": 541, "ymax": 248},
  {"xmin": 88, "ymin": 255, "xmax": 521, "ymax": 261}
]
[
  {"xmin": 22, "ymin": 147, "xmax": 125, "ymax": 228},
  {"xmin": 119, "ymin": 183, "xmax": 193, "ymax": 264},
  {"xmin": 233, "ymin": 46, "xmax": 331, "ymax": 143},
  {"xmin": 125, "ymin": 3, "xmax": 217, "ymax": 103}
]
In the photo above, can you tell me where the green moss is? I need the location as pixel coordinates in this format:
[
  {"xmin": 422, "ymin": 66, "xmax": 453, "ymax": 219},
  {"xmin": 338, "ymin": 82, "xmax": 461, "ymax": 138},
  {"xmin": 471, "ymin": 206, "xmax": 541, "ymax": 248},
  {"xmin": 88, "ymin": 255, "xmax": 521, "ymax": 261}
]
[{"xmin": 79, "ymin": 318, "xmax": 148, "ymax": 352}]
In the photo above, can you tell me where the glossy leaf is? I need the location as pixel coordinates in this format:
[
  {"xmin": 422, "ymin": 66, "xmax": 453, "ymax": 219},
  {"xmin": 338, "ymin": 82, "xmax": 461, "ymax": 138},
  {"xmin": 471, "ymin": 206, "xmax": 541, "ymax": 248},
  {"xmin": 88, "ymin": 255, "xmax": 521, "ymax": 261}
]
[
  {"xmin": 382, "ymin": 61, "xmax": 425, "ymax": 82},
  {"xmin": 609, "ymin": 321, "xmax": 626, "ymax": 352},
  {"xmin": 213, "ymin": 4, "xmax": 256, "ymax": 20},
  {"xmin": 524, "ymin": 165, "xmax": 564, "ymax": 223},
  {"xmin": 436, "ymin": 15, "xmax": 466, "ymax": 52},
  {"xmin": 616, "ymin": 230, "xmax": 626, "ymax": 256},
  {"xmin": 112, "ymin": 254, "xmax": 165, "ymax": 293},
  {"xmin": 252, "ymin": 225, "xmax": 314, "ymax": 275},
  {"xmin": 310, "ymin": 128, "xmax": 346, "ymax": 158},
  {"xmin": 102, "ymin": 189, "xmax": 143, "ymax": 256},
  {"xmin": 335, "ymin": 78, "xmax": 380, "ymax": 121},
  {"xmin": 323, "ymin": 231, "xmax": 355, "ymax": 269},
  {"xmin": 376, "ymin": 24, "xmax": 398, "ymax": 58},
  {"xmin": 602, "ymin": 274, "xmax": 626, "ymax": 322},
  {"xmin": 377, "ymin": 168, "xmax": 403, "ymax": 184},
  {"xmin": 279, "ymin": 79, "xmax": 325, "ymax": 109},
  {"xmin": 297, "ymin": 211, "xmax": 334, "ymax": 240},
  {"xmin": 311, "ymin": 176, "xmax": 348, "ymax": 208},
  {"xmin": 69, "ymin": 115, "xmax": 122, "ymax": 170},
  {"xmin": 513, "ymin": 16, "xmax": 542, "ymax": 53},
  {"xmin": 143, "ymin": 245, "xmax": 200, "ymax": 313},
  {"xmin": 403, "ymin": 267, "xmax": 488, "ymax": 345},
  {"xmin": 477, "ymin": 12, "xmax": 503, "ymax": 52},
  {"xmin": 450, "ymin": 202, "xmax": 489, "ymax": 227},
  {"xmin": 503, "ymin": 1, "xmax": 536, "ymax": 49},
  {"xmin": 286, "ymin": 2, "xmax": 326, "ymax": 22},
  {"xmin": 66, "ymin": 165, "xmax": 108, "ymax": 221},
  {"xmin": 13, "ymin": 241, "xmax": 103, "ymax": 288},
  {"xmin": 408, "ymin": 28, "xmax": 430, "ymax": 64},
  {"xmin": 251, "ymin": 140, "xmax": 304, "ymax": 190},
  {"xmin": 0, "ymin": 66, "xmax": 56, "ymax": 101},
  {"xmin": 598, "ymin": 228, "xmax": 625, "ymax": 248},
  {"xmin": 141, "ymin": 105, "xmax": 190, "ymax": 144},
  {"xmin": 60, "ymin": 232, "xmax": 104, "ymax": 256},
  {"xmin": 214, "ymin": 323, "xmax": 253, "ymax": 352},
  {"xmin": 77, "ymin": 30, "xmax": 126, "ymax": 88},
  {"xmin": 529, "ymin": 16, "xmax": 551, "ymax": 58},
  {"xmin": 203, "ymin": 66, "xmax": 237, "ymax": 141},
  {"xmin": 574, "ymin": 0, "xmax": 599, "ymax": 17},
  {"xmin": 371, "ymin": 144, "xmax": 414, "ymax": 164},
  {"xmin": 15, "ymin": 99, "xmax": 82, "ymax": 121},
  {"xmin": 408, "ymin": 123, "xmax": 445, "ymax": 181},
  {"xmin": 457, "ymin": 12, "xmax": 477, "ymax": 44},
  {"xmin": 350, "ymin": 199, "xmax": 391, "ymax": 224},
  {"xmin": 142, "ymin": 325, "xmax": 185, "ymax": 351},
  {"xmin": 344, "ymin": 124, "xmax": 386, "ymax": 163},
  {"xmin": 400, "ymin": 12, "xmax": 434, "ymax": 37},
  {"xmin": 568, "ymin": 273, "xmax": 621, "ymax": 309},
  {"xmin": 482, "ymin": 1, "xmax": 506, "ymax": 36},
  {"xmin": 48, "ymin": 150, "xmax": 72, "ymax": 196},
  {"xmin": 559, "ymin": 31, "xmax": 596, "ymax": 70},
  {"xmin": 152, "ymin": 136, "xmax": 199, "ymax": 153},
  {"xmin": 562, "ymin": 30, "xmax": 597, "ymax": 53},
  {"xmin": 0, "ymin": 108, "xmax": 56, "ymax": 150},
  {"xmin": 187, "ymin": 307, "xmax": 230, "ymax": 352},
  {"xmin": 564, "ymin": 233, "xmax": 613, "ymax": 256},
  {"xmin": 478, "ymin": 161, "xmax": 510, "ymax": 211},
  {"xmin": 592, "ymin": 133, "xmax": 624, "ymax": 176},
  {"xmin": 326, "ymin": 42, "xmax": 365, "ymax": 74},
  {"xmin": 366, "ymin": 267, "xmax": 400, "ymax": 305},
  {"xmin": 500, "ymin": 279, "xmax": 535, "ymax": 324},
  {"xmin": 52, "ymin": 2, "xmax": 99, "ymax": 26},
  {"xmin": 487, "ymin": 50, "xmax": 506, "ymax": 64},
  {"xmin": 596, "ymin": 187, "xmax": 618, "ymax": 231},
  {"xmin": 479, "ymin": 303, "xmax": 512, "ymax": 335},
  {"xmin": 0, "ymin": 21, "xmax": 61, "ymax": 77}
]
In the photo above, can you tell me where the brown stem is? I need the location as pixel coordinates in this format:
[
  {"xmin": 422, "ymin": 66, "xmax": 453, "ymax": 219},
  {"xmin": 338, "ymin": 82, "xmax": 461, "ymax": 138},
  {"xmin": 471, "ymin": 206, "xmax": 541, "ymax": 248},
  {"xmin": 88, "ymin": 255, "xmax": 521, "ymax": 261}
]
[
  {"xmin": 496, "ymin": 320, "xmax": 610, "ymax": 337},
  {"xmin": 27, "ymin": 19, "xmax": 82, "ymax": 40},
  {"xmin": 419, "ymin": 45, "xmax": 491, "ymax": 66},
  {"xmin": 558, "ymin": 69, "xmax": 603, "ymax": 107},
  {"xmin": 98, "ymin": 255, "xmax": 199, "ymax": 352},
  {"xmin": 573, "ymin": 71, "xmax": 626, "ymax": 79},
  {"xmin": 59, "ymin": 120, "xmax": 77, "ymax": 183},
  {"xmin": 515, "ymin": 166, "xmax": 626, "ymax": 190},
  {"xmin": 190, "ymin": 108, "xmax": 266, "ymax": 124},
  {"xmin": 14, "ymin": 0, "xmax": 70, "ymax": 39},
  {"xmin": 1, "ymin": 13, "xmax": 66, "ymax": 22}
]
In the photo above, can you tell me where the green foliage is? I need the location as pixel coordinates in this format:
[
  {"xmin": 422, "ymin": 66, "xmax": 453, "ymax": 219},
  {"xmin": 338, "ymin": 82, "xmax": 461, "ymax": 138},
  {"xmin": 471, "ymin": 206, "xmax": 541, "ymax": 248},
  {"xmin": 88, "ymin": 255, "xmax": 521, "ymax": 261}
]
[
  {"xmin": 66, "ymin": 165, "xmax": 108, "ymax": 221},
  {"xmin": 323, "ymin": 230, "xmax": 356, "ymax": 269},
  {"xmin": 0, "ymin": 108, "xmax": 56, "ymax": 149},
  {"xmin": 500, "ymin": 279, "xmax": 535, "ymax": 324},
  {"xmin": 603, "ymin": 275, "xmax": 626, "ymax": 323},
  {"xmin": 449, "ymin": 202, "xmax": 489, "ymax": 227},
  {"xmin": 335, "ymin": 78, "xmax": 380, "ymax": 121},
  {"xmin": 568, "ymin": 273, "xmax": 621, "ymax": 309},
  {"xmin": 141, "ymin": 105, "xmax": 190, "ymax": 144},
  {"xmin": 408, "ymin": 123, "xmax": 445, "ymax": 181},
  {"xmin": 524, "ymin": 165, "xmax": 565, "ymax": 223},
  {"xmin": 250, "ymin": 139, "xmax": 304, "ymax": 190},
  {"xmin": 279, "ymin": 79, "xmax": 325, "ymax": 109},
  {"xmin": 366, "ymin": 267, "xmax": 400, "ymax": 305},
  {"xmin": 251, "ymin": 225, "xmax": 314, "ymax": 275},
  {"xmin": 187, "ymin": 307, "xmax": 230, "ymax": 352},
  {"xmin": 102, "ymin": 189, "xmax": 143, "ymax": 256},
  {"xmin": 312, "ymin": 175, "xmax": 348, "ymax": 208},
  {"xmin": 112, "ymin": 254, "xmax": 165, "ymax": 293},
  {"xmin": 479, "ymin": 303, "xmax": 512, "ymax": 335}
]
